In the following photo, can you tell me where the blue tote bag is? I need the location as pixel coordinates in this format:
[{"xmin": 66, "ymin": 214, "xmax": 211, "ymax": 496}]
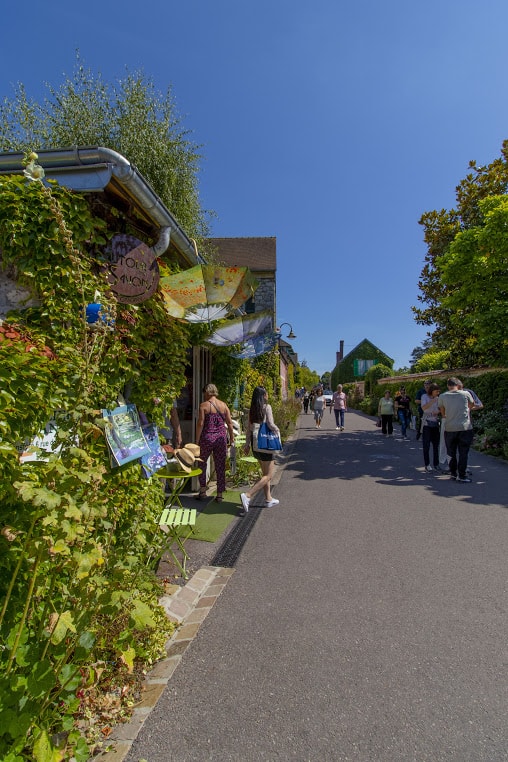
[{"xmin": 254, "ymin": 421, "xmax": 282, "ymax": 453}]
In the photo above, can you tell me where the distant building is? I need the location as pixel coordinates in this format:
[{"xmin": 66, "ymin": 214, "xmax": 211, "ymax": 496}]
[
  {"xmin": 331, "ymin": 338, "xmax": 393, "ymax": 385},
  {"xmin": 206, "ymin": 237, "xmax": 297, "ymax": 398},
  {"xmin": 206, "ymin": 237, "xmax": 276, "ymax": 316}
]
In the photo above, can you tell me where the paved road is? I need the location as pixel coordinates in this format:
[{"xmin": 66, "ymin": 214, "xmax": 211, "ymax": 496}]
[{"xmin": 127, "ymin": 409, "xmax": 508, "ymax": 761}]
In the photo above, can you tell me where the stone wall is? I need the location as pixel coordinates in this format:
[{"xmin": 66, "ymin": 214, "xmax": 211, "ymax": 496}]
[
  {"xmin": 0, "ymin": 270, "xmax": 39, "ymax": 321},
  {"xmin": 253, "ymin": 277, "xmax": 275, "ymax": 313}
]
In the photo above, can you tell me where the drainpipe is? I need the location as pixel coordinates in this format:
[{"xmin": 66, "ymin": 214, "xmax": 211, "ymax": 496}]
[{"xmin": 152, "ymin": 226, "xmax": 171, "ymax": 257}]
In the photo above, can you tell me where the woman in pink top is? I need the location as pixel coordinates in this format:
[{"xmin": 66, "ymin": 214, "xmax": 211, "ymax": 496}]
[{"xmin": 332, "ymin": 384, "xmax": 347, "ymax": 430}]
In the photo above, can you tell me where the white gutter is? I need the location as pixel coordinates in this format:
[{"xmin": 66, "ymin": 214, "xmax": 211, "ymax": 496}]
[{"xmin": 0, "ymin": 146, "xmax": 204, "ymax": 265}]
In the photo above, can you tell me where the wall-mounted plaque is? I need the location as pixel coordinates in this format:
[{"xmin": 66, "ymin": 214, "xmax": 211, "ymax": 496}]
[{"xmin": 105, "ymin": 234, "xmax": 160, "ymax": 304}]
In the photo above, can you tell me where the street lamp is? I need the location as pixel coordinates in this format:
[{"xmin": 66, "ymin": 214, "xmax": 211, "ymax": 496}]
[{"xmin": 276, "ymin": 322, "xmax": 297, "ymax": 340}]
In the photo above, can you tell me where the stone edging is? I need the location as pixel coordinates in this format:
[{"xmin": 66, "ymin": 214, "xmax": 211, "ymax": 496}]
[{"xmin": 95, "ymin": 565, "xmax": 234, "ymax": 761}]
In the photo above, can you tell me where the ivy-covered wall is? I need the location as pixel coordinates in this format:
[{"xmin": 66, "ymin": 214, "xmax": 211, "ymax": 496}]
[
  {"xmin": 0, "ymin": 173, "xmax": 196, "ymax": 759},
  {"xmin": 331, "ymin": 339, "xmax": 394, "ymax": 386}
]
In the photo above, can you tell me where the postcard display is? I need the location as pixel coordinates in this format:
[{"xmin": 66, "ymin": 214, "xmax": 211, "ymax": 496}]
[{"xmin": 102, "ymin": 404, "xmax": 169, "ymax": 476}]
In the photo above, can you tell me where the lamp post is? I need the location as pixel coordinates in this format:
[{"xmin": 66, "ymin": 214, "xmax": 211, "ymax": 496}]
[
  {"xmin": 276, "ymin": 322, "xmax": 297, "ymax": 340},
  {"xmin": 276, "ymin": 323, "xmax": 297, "ymax": 402}
]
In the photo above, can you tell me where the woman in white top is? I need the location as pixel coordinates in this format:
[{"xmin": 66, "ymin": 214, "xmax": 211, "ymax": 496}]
[
  {"xmin": 240, "ymin": 386, "xmax": 281, "ymax": 516},
  {"xmin": 313, "ymin": 388, "xmax": 326, "ymax": 429},
  {"xmin": 420, "ymin": 382, "xmax": 441, "ymax": 472}
]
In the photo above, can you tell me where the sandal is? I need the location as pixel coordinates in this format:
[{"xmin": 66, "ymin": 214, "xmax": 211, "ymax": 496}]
[
  {"xmin": 195, "ymin": 491, "xmax": 208, "ymax": 501},
  {"xmin": 215, "ymin": 495, "xmax": 223, "ymax": 503}
]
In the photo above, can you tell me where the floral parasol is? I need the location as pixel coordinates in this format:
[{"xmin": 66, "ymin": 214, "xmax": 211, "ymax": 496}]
[
  {"xmin": 159, "ymin": 265, "xmax": 258, "ymax": 323},
  {"xmin": 205, "ymin": 310, "xmax": 273, "ymax": 346}
]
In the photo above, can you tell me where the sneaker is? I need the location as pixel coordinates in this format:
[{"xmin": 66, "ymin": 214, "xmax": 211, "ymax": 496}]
[
  {"xmin": 265, "ymin": 498, "xmax": 279, "ymax": 507},
  {"xmin": 425, "ymin": 465, "xmax": 433, "ymax": 472},
  {"xmin": 341, "ymin": 427, "xmax": 344, "ymax": 431},
  {"xmin": 336, "ymin": 426, "xmax": 339, "ymax": 430},
  {"xmin": 457, "ymin": 476, "xmax": 472, "ymax": 483},
  {"xmin": 240, "ymin": 493, "xmax": 250, "ymax": 515}
]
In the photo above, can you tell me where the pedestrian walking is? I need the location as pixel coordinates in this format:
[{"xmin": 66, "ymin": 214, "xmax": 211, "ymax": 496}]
[
  {"xmin": 332, "ymin": 384, "xmax": 347, "ymax": 430},
  {"xmin": 394, "ymin": 386, "xmax": 412, "ymax": 439},
  {"xmin": 313, "ymin": 388, "xmax": 326, "ymax": 428},
  {"xmin": 378, "ymin": 390, "xmax": 395, "ymax": 436},
  {"xmin": 303, "ymin": 390, "xmax": 310, "ymax": 414},
  {"xmin": 439, "ymin": 379, "xmax": 483, "ymax": 471},
  {"xmin": 457, "ymin": 380, "xmax": 484, "ymax": 410},
  {"xmin": 438, "ymin": 377, "xmax": 475, "ymax": 483},
  {"xmin": 240, "ymin": 386, "xmax": 280, "ymax": 516},
  {"xmin": 195, "ymin": 384, "xmax": 235, "ymax": 502},
  {"xmin": 420, "ymin": 382, "xmax": 441, "ymax": 471},
  {"xmin": 415, "ymin": 380, "xmax": 431, "ymax": 440}
]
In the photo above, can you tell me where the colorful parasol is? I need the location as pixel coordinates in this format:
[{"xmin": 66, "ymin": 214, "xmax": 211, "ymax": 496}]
[
  {"xmin": 232, "ymin": 332, "xmax": 279, "ymax": 359},
  {"xmin": 159, "ymin": 265, "xmax": 258, "ymax": 323},
  {"xmin": 205, "ymin": 310, "xmax": 273, "ymax": 346}
]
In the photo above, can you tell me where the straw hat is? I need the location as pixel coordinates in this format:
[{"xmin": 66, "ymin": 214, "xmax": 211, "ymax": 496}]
[
  {"xmin": 173, "ymin": 448, "xmax": 195, "ymax": 472},
  {"xmin": 173, "ymin": 444, "xmax": 202, "ymax": 472},
  {"xmin": 183, "ymin": 443, "xmax": 201, "ymax": 458}
]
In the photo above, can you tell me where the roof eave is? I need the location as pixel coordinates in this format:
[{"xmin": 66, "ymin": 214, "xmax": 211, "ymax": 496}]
[{"xmin": 0, "ymin": 146, "xmax": 204, "ymax": 267}]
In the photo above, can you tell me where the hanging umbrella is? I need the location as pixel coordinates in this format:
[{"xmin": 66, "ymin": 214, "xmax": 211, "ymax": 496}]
[
  {"xmin": 233, "ymin": 332, "xmax": 279, "ymax": 359},
  {"xmin": 159, "ymin": 265, "xmax": 258, "ymax": 323},
  {"xmin": 206, "ymin": 310, "xmax": 273, "ymax": 346}
]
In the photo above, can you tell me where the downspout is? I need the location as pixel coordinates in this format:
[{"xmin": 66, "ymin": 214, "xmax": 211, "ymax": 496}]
[{"xmin": 152, "ymin": 226, "xmax": 171, "ymax": 257}]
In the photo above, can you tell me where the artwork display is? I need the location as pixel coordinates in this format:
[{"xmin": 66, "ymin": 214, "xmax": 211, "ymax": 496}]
[
  {"xmin": 102, "ymin": 404, "xmax": 151, "ymax": 467},
  {"xmin": 140, "ymin": 424, "xmax": 168, "ymax": 478}
]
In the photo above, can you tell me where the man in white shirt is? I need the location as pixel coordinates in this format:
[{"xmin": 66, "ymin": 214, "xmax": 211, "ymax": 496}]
[{"xmin": 438, "ymin": 377, "xmax": 475, "ymax": 483}]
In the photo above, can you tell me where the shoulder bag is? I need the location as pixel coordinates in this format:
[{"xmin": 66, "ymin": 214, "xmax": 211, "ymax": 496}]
[{"xmin": 252, "ymin": 420, "xmax": 282, "ymax": 453}]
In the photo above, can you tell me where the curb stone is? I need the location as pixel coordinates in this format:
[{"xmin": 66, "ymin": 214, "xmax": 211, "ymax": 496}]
[
  {"xmin": 94, "ymin": 565, "xmax": 234, "ymax": 761},
  {"xmin": 93, "ymin": 419, "xmax": 300, "ymax": 760}
]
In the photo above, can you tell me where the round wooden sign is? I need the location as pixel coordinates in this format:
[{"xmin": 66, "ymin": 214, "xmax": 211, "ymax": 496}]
[{"xmin": 105, "ymin": 234, "xmax": 160, "ymax": 304}]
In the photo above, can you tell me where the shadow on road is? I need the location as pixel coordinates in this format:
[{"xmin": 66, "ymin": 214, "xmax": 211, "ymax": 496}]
[{"xmin": 288, "ymin": 412, "xmax": 507, "ymax": 509}]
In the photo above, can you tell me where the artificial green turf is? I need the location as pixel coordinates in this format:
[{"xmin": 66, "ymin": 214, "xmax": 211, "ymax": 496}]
[{"xmin": 191, "ymin": 490, "xmax": 241, "ymax": 542}]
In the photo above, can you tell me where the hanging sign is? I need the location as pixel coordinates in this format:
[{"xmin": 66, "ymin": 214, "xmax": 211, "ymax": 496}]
[{"xmin": 105, "ymin": 234, "xmax": 160, "ymax": 304}]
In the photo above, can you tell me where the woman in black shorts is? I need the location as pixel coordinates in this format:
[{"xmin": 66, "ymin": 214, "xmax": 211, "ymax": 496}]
[{"xmin": 240, "ymin": 386, "xmax": 280, "ymax": 515}]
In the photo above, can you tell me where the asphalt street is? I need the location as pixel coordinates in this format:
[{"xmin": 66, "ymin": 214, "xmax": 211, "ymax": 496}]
[{"xmin": 127, "ymin": 408, "xmax": 508, "ymax": 762}]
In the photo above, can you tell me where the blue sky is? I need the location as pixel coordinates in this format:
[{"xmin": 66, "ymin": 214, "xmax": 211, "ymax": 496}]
[{"xmin": 2, "ymin": 1, "xmax": 508, "ymax": 375}]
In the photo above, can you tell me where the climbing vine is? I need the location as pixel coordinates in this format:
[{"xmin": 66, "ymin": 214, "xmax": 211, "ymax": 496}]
[{"xmin": 0, "ymin": 168, "xmax": 193, "ymax": 760}]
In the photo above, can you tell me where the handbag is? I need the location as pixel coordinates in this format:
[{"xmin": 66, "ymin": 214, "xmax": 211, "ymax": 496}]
[
  {"xmin": 253, "ymin": 421, "xmax": 282, "ymax": 453},
  {"xmin": 375, "ymin": 417, "xmax": 382, "ymax": 427}
]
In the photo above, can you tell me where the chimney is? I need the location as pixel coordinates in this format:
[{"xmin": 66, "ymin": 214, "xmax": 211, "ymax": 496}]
[{"xmin": 336, "ymin": 339, "xmax": 344, "ymax": 364}]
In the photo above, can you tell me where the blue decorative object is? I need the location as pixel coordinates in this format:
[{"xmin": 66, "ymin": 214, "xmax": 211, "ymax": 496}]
[
  {"xmin": 86, "ymin": 302, "xmax": 103, "ymax": 324},
  {"xmin": 85, "ymin": 302, "xmax": 115, "ymax": 329}
]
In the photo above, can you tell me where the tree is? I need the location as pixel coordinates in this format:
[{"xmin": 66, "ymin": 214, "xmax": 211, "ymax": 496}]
[
  {"xmin": 296, "ymin": 361, "xmax": 320, "ymax": 390},
  {"xmin": 0, "ymin": 54, "xmax": 210, "ymax": 238},
  {"xmin": 409, "ymin": 337, "xmax": 433, "ymax": 369},
  {"xmin": 413, "ymin": 350, "xmax": 451, "ymax": 372},
  {"xmin": 436, "ymin": 195, "xmax": 508, "ymax": 366},
  {"xmin": 414, "ymin": 141, "xmax": 508, "ymax": 361},
  {"xmin": 364, "ymin": 364, "xmax": 393, "ymax": 396},
  {"xmin": 320, "ymin": 371, "xmax": 331, "ymax": 388}
]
